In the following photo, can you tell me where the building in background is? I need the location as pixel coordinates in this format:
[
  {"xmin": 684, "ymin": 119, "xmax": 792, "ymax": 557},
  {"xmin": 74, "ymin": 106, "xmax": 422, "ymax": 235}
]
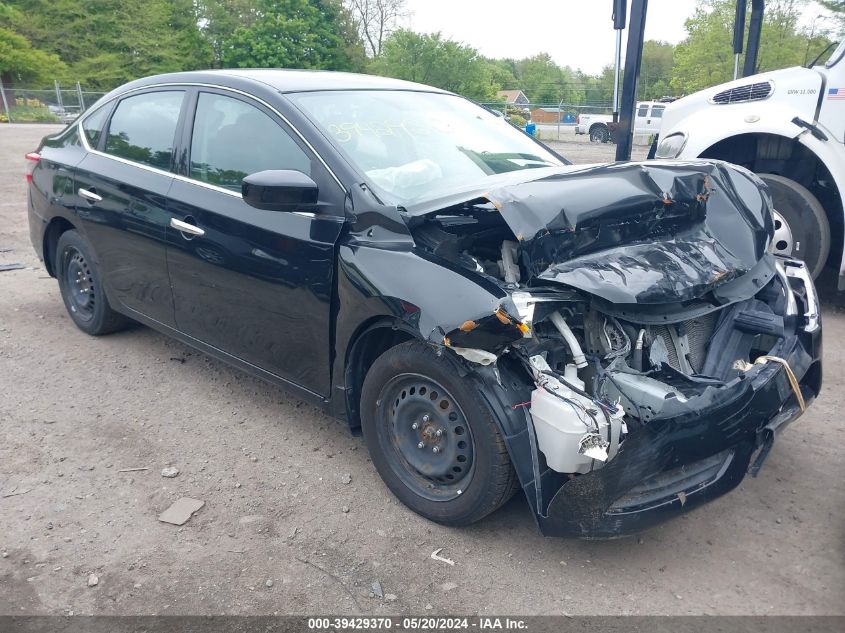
[
  {"xmin": 496, "ymin": 90, "xmax": 529, "ymax": 105},
  {"xmin": 530, "ymin": 106, "xmax": 565, "ymax": 123}
]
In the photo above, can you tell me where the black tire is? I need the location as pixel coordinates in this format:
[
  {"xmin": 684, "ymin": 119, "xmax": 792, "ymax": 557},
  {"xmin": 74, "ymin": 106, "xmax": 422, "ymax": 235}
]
[
  {"xmin": 589, "ymin": 124, "xmax": 609, "ymax": 143},
  {"xmin": 759, "ymin": 173, "xmax": 831, "ymax": 279},
  {"xmin": 360, "ymin": 340, "xmax": 518, "ymax": 526},
  {"xmin": 55, "ymin": 230, "xmax": 131, "ymax": 336}
]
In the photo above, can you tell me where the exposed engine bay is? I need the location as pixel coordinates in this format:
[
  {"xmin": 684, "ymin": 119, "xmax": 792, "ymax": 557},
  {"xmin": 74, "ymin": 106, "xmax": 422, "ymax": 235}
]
[{"xmin": 405, "ymin": 161, "xmax": 817, "ymax": 478}]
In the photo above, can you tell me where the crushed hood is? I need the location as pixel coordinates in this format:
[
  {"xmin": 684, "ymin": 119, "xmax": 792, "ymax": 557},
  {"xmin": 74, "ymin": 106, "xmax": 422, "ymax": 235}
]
[{"xmin": 483, "ymin": 160, "xmax": 775, "ymax": 304}]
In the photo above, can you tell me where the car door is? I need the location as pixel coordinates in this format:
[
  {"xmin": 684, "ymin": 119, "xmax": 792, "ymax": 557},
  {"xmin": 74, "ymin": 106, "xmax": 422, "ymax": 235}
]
[
  {"xmin": 165, "ymin": 89, "xmax": 346, "ymax": 396},
  {"xmin": 74, "ymin": 89, "xmax": 186, "ymax": 326}
]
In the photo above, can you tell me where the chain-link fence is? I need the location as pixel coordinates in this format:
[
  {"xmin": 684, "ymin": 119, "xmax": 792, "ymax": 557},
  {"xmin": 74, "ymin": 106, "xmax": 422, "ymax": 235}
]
[
  {"xmin": 481, "ymin": 101, "xmax": 615, "ymax": 141},
  {"xmin": 481, "ymin": 101, "xmax": 659, "ymax": 145},
  {"xmin": 0, "ymin": 83, "xmax": 108, "ymax": 124}
]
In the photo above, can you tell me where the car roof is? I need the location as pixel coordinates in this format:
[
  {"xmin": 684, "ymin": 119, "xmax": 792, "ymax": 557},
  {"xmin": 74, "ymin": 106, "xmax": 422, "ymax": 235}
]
[{"xmin": 127, "ymin": 69, "xmax": 451, "ymax": 95}]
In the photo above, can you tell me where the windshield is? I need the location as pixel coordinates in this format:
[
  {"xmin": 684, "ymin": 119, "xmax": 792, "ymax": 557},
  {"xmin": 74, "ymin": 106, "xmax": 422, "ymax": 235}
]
[
  {"xmin": 826, "ymin": 40, "xmax": 845, "ymax": 68},
  {"xmin": 290, "ymin": 90, "xmax": 564, "ymax": 205}
]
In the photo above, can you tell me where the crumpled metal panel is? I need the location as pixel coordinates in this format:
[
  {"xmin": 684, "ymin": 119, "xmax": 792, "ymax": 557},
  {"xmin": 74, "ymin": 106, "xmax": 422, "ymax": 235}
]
[{"xmin": 484, "ymin": 160, "xmax": 775, "ymax": 304}]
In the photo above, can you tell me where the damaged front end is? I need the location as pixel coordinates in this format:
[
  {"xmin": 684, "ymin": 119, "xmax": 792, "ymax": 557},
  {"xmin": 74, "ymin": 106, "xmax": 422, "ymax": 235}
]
[{"xmin": 407, "ymin": 160, "xmax": 822, "ymax": 537}]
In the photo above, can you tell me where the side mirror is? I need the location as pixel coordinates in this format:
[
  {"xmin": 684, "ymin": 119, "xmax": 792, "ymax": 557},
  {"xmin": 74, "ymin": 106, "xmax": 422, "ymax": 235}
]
[{"xmin": 242, "ymin": 170, "xmax": 318, "ymax": 212}]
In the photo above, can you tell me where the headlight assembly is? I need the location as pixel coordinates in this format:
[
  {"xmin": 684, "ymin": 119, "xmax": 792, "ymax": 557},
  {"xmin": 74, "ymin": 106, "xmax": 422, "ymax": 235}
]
[{"xmin": 655, "ymin": 132, "xmax": 688, "ymax": 159}]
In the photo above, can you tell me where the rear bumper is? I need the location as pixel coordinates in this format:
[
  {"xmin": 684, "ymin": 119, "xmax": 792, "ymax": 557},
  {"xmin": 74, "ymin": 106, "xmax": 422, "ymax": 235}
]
[{"xmin": 27, "ymin": 185, "xmax": 48, "ymax": 264}]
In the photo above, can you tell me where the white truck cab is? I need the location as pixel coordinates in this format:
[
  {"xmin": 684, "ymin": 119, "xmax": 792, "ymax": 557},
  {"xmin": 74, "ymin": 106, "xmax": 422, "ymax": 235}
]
[
  {"xmin": 576, "ymin": 101, "xmax": 667, "ymax": 143},
  {"xmin": 635, "ymin": 101, "xmax": 667, "ymax": 137},
  {"xmin": 655, "ymin": 40, "xmax": 845, "ymax": 284}
]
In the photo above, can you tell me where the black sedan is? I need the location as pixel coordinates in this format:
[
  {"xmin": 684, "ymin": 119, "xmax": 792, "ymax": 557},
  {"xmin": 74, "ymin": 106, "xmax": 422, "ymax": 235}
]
[{"xmin": 26, "ymin": 70, "xmax": 822, "ymax": 537}]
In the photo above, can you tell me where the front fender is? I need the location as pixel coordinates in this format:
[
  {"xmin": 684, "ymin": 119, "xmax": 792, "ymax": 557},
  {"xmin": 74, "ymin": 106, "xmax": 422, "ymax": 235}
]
[
  {"xmin": 330, "ymin": 243, "xmax": 527, "ymax": 420},
  {"xmin": 661, "ymin": 65, "xmax": 823, "ymax": 157},
  {"xmin": 669, "ymin": 107, "xmax": 803, "ymax": 159},
  {"xmin": 793, "ymin": 133, "xmax": 845, "ymax": 284}
]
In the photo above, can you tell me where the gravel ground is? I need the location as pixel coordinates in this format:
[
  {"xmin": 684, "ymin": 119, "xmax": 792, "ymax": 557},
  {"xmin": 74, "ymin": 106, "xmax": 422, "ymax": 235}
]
[{"xmin": 1, "ymin": 123, "xmax": 843, "ymax": 616}]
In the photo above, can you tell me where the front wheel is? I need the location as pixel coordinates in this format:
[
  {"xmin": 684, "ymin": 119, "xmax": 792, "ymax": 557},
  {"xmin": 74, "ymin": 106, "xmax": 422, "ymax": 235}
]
[
  {"xmin": 759, "ymin": 173, "xmax": 831, "ymax": 279},
  {"xmin": 360, "ymin": 340, "xmax": 518, "ymax": 526}
]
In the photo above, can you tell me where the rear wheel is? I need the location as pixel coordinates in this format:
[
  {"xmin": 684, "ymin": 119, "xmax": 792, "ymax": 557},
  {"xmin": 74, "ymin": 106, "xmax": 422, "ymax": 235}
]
[
  {"xmin": 589, "ymin": 125, "xmax": 609, "ymax": 143},
  {"xmin": 759, "ymin": 173, "xmax": 831, "ymax": 279},
  {"xmin": 360, "ymin": 340, "xmax": 518, "ymax": 526},
  {"xmin": 56, "ymin": 230, "xmax": 131, "ymax": 335}
]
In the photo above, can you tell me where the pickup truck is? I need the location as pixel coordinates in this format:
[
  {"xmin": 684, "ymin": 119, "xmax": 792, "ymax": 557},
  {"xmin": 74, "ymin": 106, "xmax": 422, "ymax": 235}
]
[{"xmin": 575, "ymin": 101, "xmax": 667, "ymax": 142}]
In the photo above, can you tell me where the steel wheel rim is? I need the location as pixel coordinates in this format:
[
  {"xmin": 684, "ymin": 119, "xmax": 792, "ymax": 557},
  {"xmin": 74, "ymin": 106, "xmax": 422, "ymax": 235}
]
[
  {"xmin": 376, "ymin": 373, "xmax": 475, "ymax": 502},
  {"xmin": 771, "ymin": 209, "xmax": 794, "ymax": 257},
  {"xmin": 64, "ymin": 247, "xmax": 96, "ymax": 322}
]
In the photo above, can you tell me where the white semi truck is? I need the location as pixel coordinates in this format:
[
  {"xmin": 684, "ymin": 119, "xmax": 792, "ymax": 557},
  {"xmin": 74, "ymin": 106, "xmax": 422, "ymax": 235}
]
[{"xmin": 654, "ymin": 41, "xmax": 845, "ymax": 285}]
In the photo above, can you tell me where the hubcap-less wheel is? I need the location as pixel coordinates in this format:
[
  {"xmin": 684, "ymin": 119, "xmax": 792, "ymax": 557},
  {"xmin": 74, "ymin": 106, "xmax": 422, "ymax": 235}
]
[
  {"xmin": 64, "ymin": 247, "xmax": 96, "ymax": 322},
  {"xmin": 770, "ymin": 210, "xmax": 794, "ymax": 257},
  {"xmin": 377, "ymin": 374, "xmax": 475, "ymax": 502},
  {"xmin": 758, "ymin": 173, "xmax": 831, "ymax": 279}
]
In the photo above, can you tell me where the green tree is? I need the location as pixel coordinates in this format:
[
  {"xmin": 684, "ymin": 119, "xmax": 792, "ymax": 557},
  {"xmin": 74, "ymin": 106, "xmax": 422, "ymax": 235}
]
[
  {"xmin": 485, "ymin": 57, "xmax": 518, "ymax": 93},
  {"xmin": 0, "ymin": 25, "xmax": 66, "ymax": 87},
  {"xmin": 221, "ymin": 0, "xmax": 363, "ymax": 71},
  {"xmin": 196, "ymin": 0, "xmax": 261, "ymax": 68},
  {"xmin": 3, "ymin": 0, "xmax": 212, "ymax": 89},
  {"xmin": 584, "ymin": 65, "xmax": 615, "ymax": 106},
  {"xmin": 640, "ymin": 40, "xmax": 674, "ymax": 99},
  {"xmin": 514, "ymin": 53, "xmax": 563, "ymax": 103},
  {"xmin": 369, "ymin": 30, "xmax": 495, "ymax": 100},
  {"xmin": 672, "ymin": 0, "xmax": 832, "ymax": 95}
]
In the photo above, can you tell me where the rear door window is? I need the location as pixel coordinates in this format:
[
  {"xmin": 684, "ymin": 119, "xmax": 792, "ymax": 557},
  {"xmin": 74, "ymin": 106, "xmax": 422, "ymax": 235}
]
[
  {"xmin": 189, "ymin": 92, "xmax": 311, "ymax": 191},
  {"xmin": 637, "ymin": 104, "xmax": 649, "ymax": 117},
  {"xmin": 104, "ymin": 91, "xmax": 185, "ymax": 171},
  {"xmin": 651, "ymin": 105, "xmax": 666, "ymax": 118}
]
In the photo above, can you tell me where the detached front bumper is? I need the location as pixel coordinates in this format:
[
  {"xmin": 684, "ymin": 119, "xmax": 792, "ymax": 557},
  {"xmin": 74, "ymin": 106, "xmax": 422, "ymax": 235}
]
[{"xmin": 491, "ymin": 260, "xmax": 822, "ymax": 538}]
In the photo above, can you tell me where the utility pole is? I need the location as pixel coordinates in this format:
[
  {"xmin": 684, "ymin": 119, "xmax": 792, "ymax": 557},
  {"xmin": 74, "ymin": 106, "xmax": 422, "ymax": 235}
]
[
  {"xmin": 743, "ymin": 0, "xmax": 765, "ymax": 77},
  {"xmin": 615, "ymin": 0, "xmax": 648, "ymax": 162},
  {"xmin": 732, "ymin": 0, "xmax": 746, "ymax": 79},
  {"xmin": 611, "ymin": 0, "xmax": 627, "ymax": 123}
]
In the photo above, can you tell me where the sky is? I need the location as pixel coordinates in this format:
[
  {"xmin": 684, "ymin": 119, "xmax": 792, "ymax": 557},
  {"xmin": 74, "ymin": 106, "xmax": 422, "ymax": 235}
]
[
  {"xmin": 404, "ymin": 0, "xmax": 700, "ymax": 75},
  {"xmin": 403, "ymin": 0, "xmax": 837, "ymax": 75}
]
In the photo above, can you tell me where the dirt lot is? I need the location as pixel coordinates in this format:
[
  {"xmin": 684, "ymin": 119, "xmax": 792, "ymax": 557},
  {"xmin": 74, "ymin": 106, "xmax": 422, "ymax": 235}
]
[{"xmin": 1, "ymin": 123, "xmax": 843, "ymax": 616}]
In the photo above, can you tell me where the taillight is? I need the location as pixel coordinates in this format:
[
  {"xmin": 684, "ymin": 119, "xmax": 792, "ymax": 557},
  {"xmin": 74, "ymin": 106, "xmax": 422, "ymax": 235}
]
[
  {"xmin": 25, "ymin": 152, "xmax": 40, "ymax": 183},
  {"xmin": 576, "ymin": 115, "xmax": 580, "ymax": 124}
]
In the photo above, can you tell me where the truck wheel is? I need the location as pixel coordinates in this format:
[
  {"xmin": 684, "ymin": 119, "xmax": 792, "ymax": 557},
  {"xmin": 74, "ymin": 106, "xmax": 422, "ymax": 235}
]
[
  {"xmin": 758, "ymin": 174, "xmax": 831, "ymax": 279},
  {"xmin": 360, "ymin": 340, "xmax": 518, "ymax": 526},
  {"xmin": 590, "ymin": 125, "xmax": 609, "ymax": 143}
]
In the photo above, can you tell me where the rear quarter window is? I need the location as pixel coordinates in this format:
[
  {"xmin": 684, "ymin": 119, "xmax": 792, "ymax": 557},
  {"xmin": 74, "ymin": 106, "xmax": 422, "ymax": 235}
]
[{"xmin": 81, "ymin": 106, "xmax": 109, "ymax": 147}]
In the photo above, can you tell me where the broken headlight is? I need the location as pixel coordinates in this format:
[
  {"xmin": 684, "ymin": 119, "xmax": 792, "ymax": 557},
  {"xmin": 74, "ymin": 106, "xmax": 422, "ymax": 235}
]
[{"xmin": 655, "ymin": 132, "xmax": 688, "ymax": 159}]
